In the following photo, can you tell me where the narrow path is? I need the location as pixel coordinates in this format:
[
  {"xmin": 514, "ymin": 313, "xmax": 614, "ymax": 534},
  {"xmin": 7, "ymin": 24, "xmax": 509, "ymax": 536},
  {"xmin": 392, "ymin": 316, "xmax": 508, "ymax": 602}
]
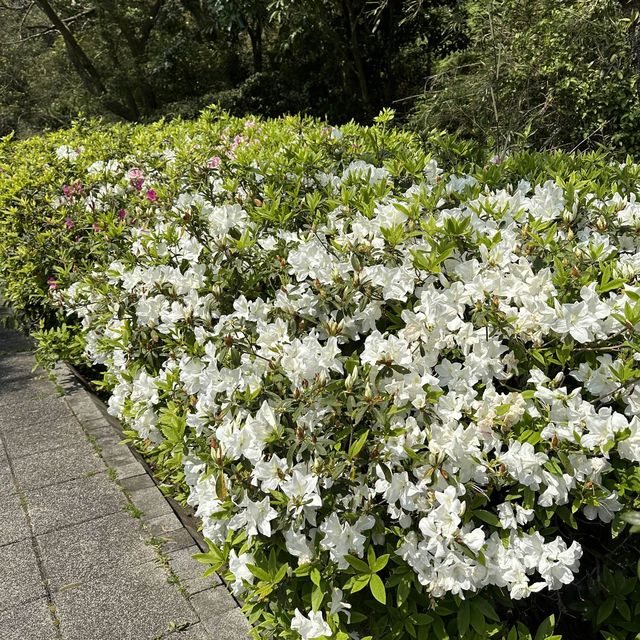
[{"xmin": 0, "ymin": 315, "xmax": 249, "ymax": 640}]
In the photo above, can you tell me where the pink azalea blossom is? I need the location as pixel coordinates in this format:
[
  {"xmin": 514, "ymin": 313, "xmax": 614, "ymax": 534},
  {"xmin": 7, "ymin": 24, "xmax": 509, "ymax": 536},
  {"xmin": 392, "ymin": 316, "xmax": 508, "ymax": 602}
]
[
  {"xmin": 206, "ymin": 156, "xmax": 222, "ymax": 169},
  {"xmin": 47, "ymin": 277, "xmax": 57, "ymax": 290},
  {"xmin": 128, "ymin": 168, "xmax": 145, "ymax": 191},
  {"xmin": 92, "ymin": 222, "xmax": 101, "ymax": 232},
  {"xmin": 64, "ymin": 217, "xmax": 74, "ymax": 230},
  {"xmin": 146, "ymin": 189, "xmax": 158, "ymax": 202},
  {"xmin": 117, "ymin": 208, "xmax": 127, "ymax": 221}
]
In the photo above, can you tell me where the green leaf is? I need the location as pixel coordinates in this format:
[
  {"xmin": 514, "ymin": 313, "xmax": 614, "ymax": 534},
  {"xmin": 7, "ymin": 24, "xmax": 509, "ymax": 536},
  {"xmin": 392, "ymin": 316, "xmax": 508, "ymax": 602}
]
[
  {"xmin": 397, "ymin": 576, "xmax": 411, "ymax": 607},
  {"xmin": 349, "ymin": 429, "xmax": 369, "ymax": 459},
  {"xmin": 247, "ymin": 564, "xmax": 270, "ymax": 582},
  {"xmin": 621, "ymin": 511, "xmax": 640, "ymax": 526},
  {"xmin": 597, "ymin": 596, "xmax": 616, "ymax": 626},
  {"xmin": 345, "ymin": 554, "xmax": 371, "ymax": 574},
  {"xmin": 373, "ymin": 554, "xmax": 390, "ymax": 572},
  {"xmin": 534, "ymin": 613, "xmax": 555, "ymax": 640},
  {"xmin": 473, "ymin": 510, "xmax": 501, "ymax": 527},
  {"xmin": 351, "ymin": 574, "xmax": 371, "ymax": 594},
  {"xmin": 369, "ymin": 573, "xmax": 386, "ymax": 604},
  {"xmin": 273, "ymin": 563, "xmax": 289, "ymax": 584},
  {"xmin": 474, "ymin": 598, "xmax": 500, "ymax": 622},
  {"xmin": 597, "ymin": 277, "xmax": 625, "ymax": 294},
  {"xmin": 311, "ymin": 585, "xmax": 324, "ymax": 611},
  {"xmin": 457, "ymin": 600, "xmax": 470, "ymax": 637}
]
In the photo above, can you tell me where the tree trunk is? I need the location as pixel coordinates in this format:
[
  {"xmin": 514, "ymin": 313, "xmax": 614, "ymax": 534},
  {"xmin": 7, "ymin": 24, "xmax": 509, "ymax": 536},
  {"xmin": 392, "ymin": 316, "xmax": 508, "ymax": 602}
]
[
  {"xmin": 100, "ymin": 0, "xmax": 161, "ymax": 114},
  {"xmin": 33, "ymin": 0, "xmax": 136, "ymax": 120},
  {"xmin": 248, "ymin": 21, "xmax": 263, "ymax": 73},
  {"xmin": 341, "ymin": 0, "xmax": 371, "ymax": 114}
]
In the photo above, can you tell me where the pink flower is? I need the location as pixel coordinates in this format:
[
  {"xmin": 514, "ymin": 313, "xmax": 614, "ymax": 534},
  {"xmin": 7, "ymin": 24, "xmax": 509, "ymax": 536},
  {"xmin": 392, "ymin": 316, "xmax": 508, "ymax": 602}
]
[
  {"xmin": 206, "ymin": 156, "xmax": 222, "ymax": 169},
  {"xmin": 117, "ymin": 208, "xmax": 127, "ymax": 221},
  {"xmin": 490, "ymin": 155, "xmax": 502, "ymax": 165},
  {"xmin": 47, "ymin": 277, "xmax": 57, "ymax": 290},
  {"xmin": 244, "ymin": 120, "xmax": 256, "ymax": 129},
  {"xmin": 128, "ymin": 168, "xmax": 145, "ymax": 191},
  {"xmin": 62, "ymin": 185, "xmax": 72, "ymax": 197},
  {"xmin": 64, "ymin": 217, "xmax": 74, "ymax": 230},
  {"xmin": 146, "ymin": 189, "xmax": 157, "ymax": 202},
  {"xmin": 92, "ymin": 222, "xmax": 101, "ymax": 232}
]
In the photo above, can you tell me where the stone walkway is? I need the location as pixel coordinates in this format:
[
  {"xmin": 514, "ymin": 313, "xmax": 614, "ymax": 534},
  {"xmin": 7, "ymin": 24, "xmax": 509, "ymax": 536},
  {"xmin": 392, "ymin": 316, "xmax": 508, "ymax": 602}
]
[{"xmin": 0, "ymin": 316, "xmax": 250, "ymax": 640}]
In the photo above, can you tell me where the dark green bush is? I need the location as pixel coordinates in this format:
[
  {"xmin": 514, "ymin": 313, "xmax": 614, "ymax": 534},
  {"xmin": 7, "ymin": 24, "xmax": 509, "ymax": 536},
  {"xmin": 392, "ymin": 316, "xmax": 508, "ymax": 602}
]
[{"xmin": 412, "ymin": 0, "xmax": 640, "ymax": 154}]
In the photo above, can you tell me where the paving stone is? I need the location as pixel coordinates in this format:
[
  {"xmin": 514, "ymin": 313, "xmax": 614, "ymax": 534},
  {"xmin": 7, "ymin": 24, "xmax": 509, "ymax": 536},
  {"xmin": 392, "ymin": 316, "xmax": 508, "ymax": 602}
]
[
  {"xmin": 0, "ymin": 329, "xmax": 32, "ymax": 354},
  {"xmin": 0, "ymin": 352, "xmax": 35, "ymax": 383},
  {"xmin": 0, "ymin": 598, "xmax": 57, "ymax": 640},
  {"xmin": 0, "ymin": 379, "xmax": 54, "ymax": 409},
  {"xmin": 120, "ymin": 473, "xmax": 155, "ymax": 493},
  {"xmin": 110, "ymin": 459, "xmax": 147, "ymax": 480},
  {"xmin": 0, "ymin": 539, "xmax": 46, "ymax": 612},
  {"xmin": 157, "ymin": 528, "xmax": 195, "ymax": 554},
  {"xmin": 83, "ymin": 419, "xmax": 118, "ymax": 437},
  {"xmin": 190, "ymin": 587, "xmax": 250, "ymax": 639},
  {"xmin": 0, "ymin": 445, "xmax": 16, "ymax": 494},
  {"xmin": 27, "ymin": 473, "xmax": 127, "ymax": 535},
  {"xmin": 0, "ymin": 394, "xmax": 74, "ymax": 431},
  {"xmin": 65, "ymin": 392, "xmax": 105, "ymax": 422},
  {"xmin": 38, "ymin": 511, "xmax": 157, "ymax": 590},
  {"xmin": 202, "ymin": 607, "xmax": 252, "ymax": 640},
  {"xmin": 54, "ymin": 561, "xmax": 199, "ymax": 640},
  {"xmin": 0, "ymin": 493, "xmax": 30, "ymax": 546},
  {"xmin": 169, "ymin": 546, "xmax": 221, "ymax": 594},
  {"xmin": 146, "ymin": 511, "xmax": 183, "ymax": 535},
  {"xmin": 12, "ymin": 440, "xmax": 104, "ymax": 490},
  {"xmin": 100, "ymin": 441, "xmax": 138, "ymax": 467},
  {"xmin": 160, "ymin": 623, "xmax": 210, "ymax": 639},
  {"xmin": 130, "ymin": 486, "xmax": 173, "ymax": 519},
  {"xmin": 190, "ymin": 586, "xmax": 239, "ymax": 618},
  {"xmin": 2, "ymin": 419, "xmax": 86, "ymax": 459}
]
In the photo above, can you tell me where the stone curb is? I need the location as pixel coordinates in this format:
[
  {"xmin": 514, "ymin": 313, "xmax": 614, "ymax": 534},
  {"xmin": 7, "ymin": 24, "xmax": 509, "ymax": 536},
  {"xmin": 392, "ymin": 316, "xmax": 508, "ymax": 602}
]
[{"xmin": 51, "ymin": 362, "xmax": 251, "ymax": 640}]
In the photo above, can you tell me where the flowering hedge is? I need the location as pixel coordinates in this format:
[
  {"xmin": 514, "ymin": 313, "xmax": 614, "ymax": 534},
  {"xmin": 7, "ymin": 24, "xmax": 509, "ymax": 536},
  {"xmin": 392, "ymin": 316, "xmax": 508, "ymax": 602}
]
[{"xmin": 2, "ymin": 111, "xmax": 640, "ymax": 640}]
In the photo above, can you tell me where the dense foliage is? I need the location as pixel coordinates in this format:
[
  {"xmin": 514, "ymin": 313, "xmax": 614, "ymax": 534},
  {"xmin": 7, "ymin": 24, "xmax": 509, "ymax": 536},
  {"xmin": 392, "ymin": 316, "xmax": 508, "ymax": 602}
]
[
  {"xmin": 413, "ymin": 0, "xmax": 640, "ymax": 153},
  {"xmin": 5, "ymin": 0, "xmax": 640, "ymax": 157},
  {"xmin": 2, "ymin": 111, "xmax": 640, "ymax": 640},
  {"xmin": 0, "ymin": 0, "xmax": 461, "ymax": 137}
]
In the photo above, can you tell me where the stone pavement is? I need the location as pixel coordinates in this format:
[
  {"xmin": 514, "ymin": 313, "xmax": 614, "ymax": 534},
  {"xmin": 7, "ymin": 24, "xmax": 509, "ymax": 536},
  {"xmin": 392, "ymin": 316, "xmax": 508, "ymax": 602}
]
[{"xmin": 0, "ymin": 314, "xmax": 250, "ymax": 640}]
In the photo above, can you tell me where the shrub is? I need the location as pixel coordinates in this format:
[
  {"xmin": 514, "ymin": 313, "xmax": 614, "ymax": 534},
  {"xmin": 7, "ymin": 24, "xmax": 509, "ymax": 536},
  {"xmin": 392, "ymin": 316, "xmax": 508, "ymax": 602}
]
[
  {"xmin": 2, "ymin": 111, "xmax": 640, "ymax": 639},
  {"xmin": 412, "ymin": 0, "xmax": 640, "ymax": 154}
]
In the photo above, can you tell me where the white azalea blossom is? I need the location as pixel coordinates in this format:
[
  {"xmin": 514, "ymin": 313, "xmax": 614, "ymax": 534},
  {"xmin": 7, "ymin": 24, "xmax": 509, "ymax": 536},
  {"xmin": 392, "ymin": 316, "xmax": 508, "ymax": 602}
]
[{"xmin": 55, "ymin": 134, "xmax": 640, "ymax": 639}]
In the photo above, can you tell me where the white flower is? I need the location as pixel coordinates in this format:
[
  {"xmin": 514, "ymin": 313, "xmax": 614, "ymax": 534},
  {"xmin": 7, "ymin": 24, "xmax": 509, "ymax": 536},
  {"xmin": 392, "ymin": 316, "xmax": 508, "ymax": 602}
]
[
  {"xmin": 55, "ymin": 144, "xmax": 79, "ymax": 161},
  {"xmin": 319, "ymin": 514, "xmax": 374, "ymax": 569},
  {"xmin": 284, "ymin": 528, "xmax": 314, "ymax": 565},
  {"xmin": 281, "ymin": 469, "xmax": 323, "ymax": 519},
  {"xmin": 228, "ymin": 550, "xmax": 255, "ymax": 596},
  {"xmin": 501, "ymin": 441, "xmax": 548, "ymax": 490},
  {"xmin": 583, "ymin": 492, "xmax": 622, "ymax": 523},
  {"xmin": 291, "ymin": 609, "xmax": 331, "ymax": 640},
  {"xmin": 228, "ymin": 496, "xmax": 277, "ymax": 537},
  {"xmin": 329, "ymin": 588, "xmax": 351, "ymax": 622}
]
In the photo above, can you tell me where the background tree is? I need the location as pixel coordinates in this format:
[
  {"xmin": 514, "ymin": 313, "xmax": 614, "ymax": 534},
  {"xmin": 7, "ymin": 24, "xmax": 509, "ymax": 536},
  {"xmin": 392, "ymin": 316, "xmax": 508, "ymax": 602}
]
[{"xmin": 411, "ymin": 0, "xmax": 640, "ymax": 153}]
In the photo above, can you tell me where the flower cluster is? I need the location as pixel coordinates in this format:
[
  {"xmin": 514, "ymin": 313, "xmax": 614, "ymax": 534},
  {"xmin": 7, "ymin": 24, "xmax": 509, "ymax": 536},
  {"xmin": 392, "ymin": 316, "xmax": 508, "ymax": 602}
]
[
  {"xmin": 5, "ymin": 113, "xmax": 636, "ymax": 639},
  {"xmin": 59, "ymin": 141, "xmax": 640, "ymax": 639}
]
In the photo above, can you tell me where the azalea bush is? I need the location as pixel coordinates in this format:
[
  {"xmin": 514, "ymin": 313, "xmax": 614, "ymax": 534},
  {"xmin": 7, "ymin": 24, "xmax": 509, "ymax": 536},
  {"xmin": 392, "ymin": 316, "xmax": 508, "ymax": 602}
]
[{"xmin": 2, "ymin": 110, "xmax": 640, "ymax": 640}]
